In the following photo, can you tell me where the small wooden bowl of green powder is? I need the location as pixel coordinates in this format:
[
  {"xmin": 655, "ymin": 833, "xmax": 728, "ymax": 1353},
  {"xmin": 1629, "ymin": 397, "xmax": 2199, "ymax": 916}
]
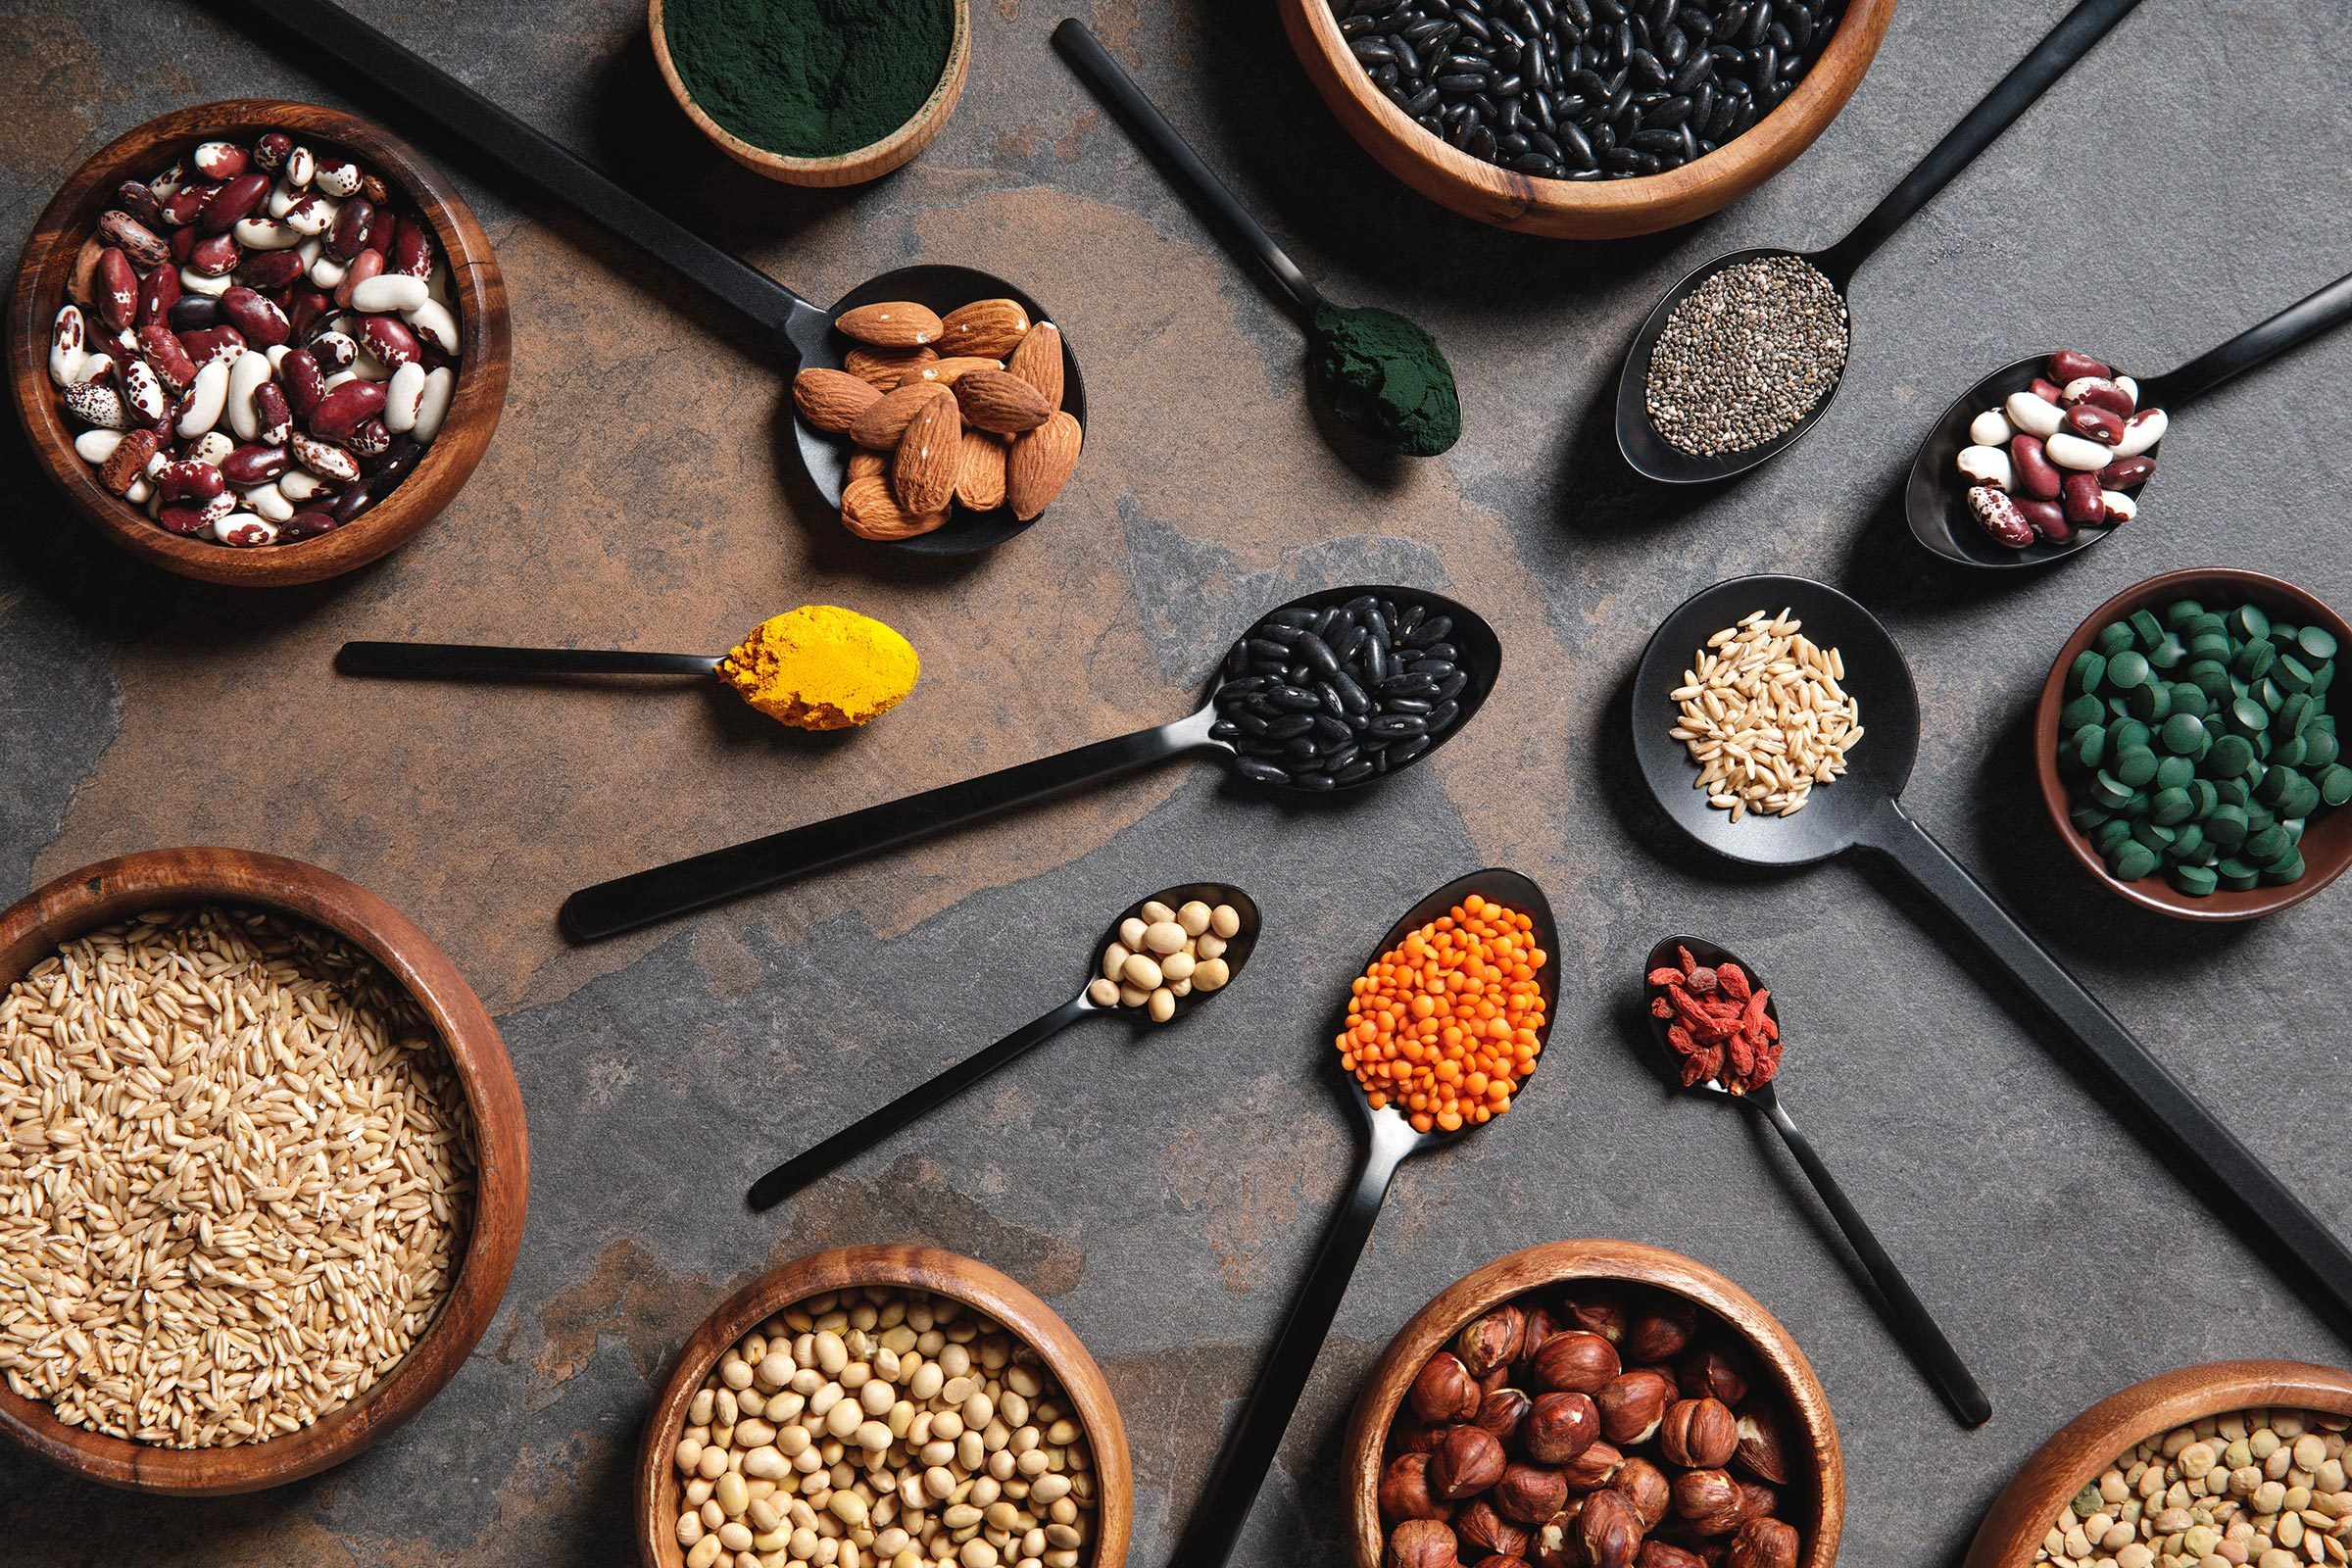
[{"xmin": 652, "ymin": 0, "xmax": 968, "ymax": 185}]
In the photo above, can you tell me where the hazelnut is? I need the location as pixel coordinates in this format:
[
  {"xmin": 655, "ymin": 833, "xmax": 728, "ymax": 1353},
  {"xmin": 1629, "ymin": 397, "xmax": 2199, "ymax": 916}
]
[
  {"xmin": 1494, "ymin": 1462, "xmax": 1571, "ymax": 1526},
  {"xmin": 1457, "ymin": 1305, "xmax": 1527, "ymax": 1379},
  {"xmin": 1394, "ymin": 1418, "xmax": 1446, "ymax": 1456},
  {"xmin": 1522, "ymin": 1391, "xmax": 1600, "ymax": 1466},
  {"xmin": 1577, "ymin": 1487, "xmax": 1645, "ymax": 1568},
  {"xmin": 1635, "ymin": 1545, "xmax": 1707, "ymax": 1568},
  {"xmin": 1457, "ymin": 1498, "xmax": 1530, "ymax": 1560},
  {"xmin": 1411, "ymin": 1351, "xmax": 1484, "ymax": 1425},
  {"xmin": 1559, "ymin": 1291, "xmax": 1627, "ymax": 1346},
  {"xmin": 1726, "ymin": 1518, "xmax": 1799, "ymax": 1568},
  {"xmin": 1431, "ymin": 1424, "xmax": 1508, "ymax": 1500},
  {"xmin": 1518, "ymin": 1305, "xmax": 1565, "ymax": 1370},
  {"xmin": 1675, "ymin": 1347, "xmax": 1750, "ymax": 1408},
  {"xmin": 1622, "ymin": 1298, "xmax": 1697, "ymax": 1364},
  {"xmin": 1532, "ymin": 1505, "xmax": 1584, "ymax": 1568},
  {"xmin": 1476, "ymin": 1388, "xmax": 1533, "ymax": 1445},
  {"xmin": 1482, "ymin": 1560, "xmax": 1534, "ymax": 1568},
  {"xmin": 1733, "ymin": 1404, "xmax": 1789, "ymax": 1486},
  {"xmin": 1735, "ymin": 1483, "xmax": 1779, "ymax": 1531},
  {"xmin": 1558, "ymin": 1439, "xmax": 1625, "ymax": 1491},
  {"xmin": 1531, "ymin": 1332, "xmax": 1621, "ymax": 1396},
  {"xmin": 1670, "ymin": 1469, "xmax": 1743, "ymax": 1536},
  {"xmin": 1381, "ymin": 1452, "xmax": 1450, "ymax": 1523},
  {"xmin": 1387, "ymin": 1518, "xmax": 1462, "ymax": 1568},
  {"xmin": 1597, "ymin": 1370, "xmax": 1675, "ymax": 1446},
  {"xmin": 1610, "ymin": 1457, "xmax": 1671, "ymax": 1532},
  {"xmin": 1658, "ymin": 1397, "xmax": 1740, "ymax": 1470}
]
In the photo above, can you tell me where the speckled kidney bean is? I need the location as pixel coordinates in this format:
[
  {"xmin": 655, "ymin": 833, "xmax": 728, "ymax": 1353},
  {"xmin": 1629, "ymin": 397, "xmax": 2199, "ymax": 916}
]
[
  {"xmin": 2046, "ymin": 349, "xmax": 2109, "ymax": 383},
  {"xmin": 361, "ymin": 315, "xmax": 419, "ymax": 368},
  {"xmin": 387, "ymin": 218, "xmax": 433, "ymax": 278},
  {"xmin": 137, "ymin": 322, "xmax": 198, "ymax": 392},
  {"xmin": 2098, "ymin": 454, "xmax": 2154, "ymax": 489},
  {"xmin": 2010, "ymin": 433, "xmax": 2062, "ymax": 501},
  {"xmin": 200, "ymin": 172, "xmax": 270, "ymax": 232},
  {"xmin": 330, "ymin": 199, "xmax": 376, "ymax": 261},
  {"xmin": 220, "ymin": 286, "xmax": 290, "ymax": 346},
  {"xmin": 2065, "ymin": 404, "xmax": 2125, "ymax": 445},
  {"xmin": 236, "ymin": 249, "xmax": 306, "ymax": 290},
  {"xmin": 2062, "ymin": 470, "xmax": 2106, "ymax": 527},
  {"xmin": 310, "ymin": 379, "xmax": 386, "ymax": 439},
  {"xmin": 220, "ymin": 443, "xmax": 289, "ymax": 485},
  {"xmin": 188, "ymin": 232, "xmax": 240, "ymax": 277}
]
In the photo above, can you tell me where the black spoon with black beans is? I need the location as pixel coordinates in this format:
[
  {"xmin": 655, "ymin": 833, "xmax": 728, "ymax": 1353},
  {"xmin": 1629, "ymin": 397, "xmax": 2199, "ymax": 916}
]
[
  {"xmin": 1630, "ymin": 574, "xmax": 2352, "ymax": 1344},
  {"xmin": 1333, "ymin": 0, "xmax": 1845, "ymax": 182},
  {"xmin": 560, "ymin": 586, "xmax": 1500, "ymax": 941},
  {"xmin": 1615, "ymin": 0, "xmax": 2145, "ymax": 484}
]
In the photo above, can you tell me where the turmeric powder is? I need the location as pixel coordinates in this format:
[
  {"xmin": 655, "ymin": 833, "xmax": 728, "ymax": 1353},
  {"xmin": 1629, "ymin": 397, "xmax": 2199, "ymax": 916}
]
[{"xmin": 716, "ymin": 605, "xmax": 919, "ymax": 730}]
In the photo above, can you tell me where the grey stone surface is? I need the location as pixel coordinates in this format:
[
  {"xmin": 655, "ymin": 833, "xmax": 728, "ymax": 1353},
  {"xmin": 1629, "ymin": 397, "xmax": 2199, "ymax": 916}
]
[{"xmin": 2, "ymin": 0, "xmax": 2349, "ymax": 1563}]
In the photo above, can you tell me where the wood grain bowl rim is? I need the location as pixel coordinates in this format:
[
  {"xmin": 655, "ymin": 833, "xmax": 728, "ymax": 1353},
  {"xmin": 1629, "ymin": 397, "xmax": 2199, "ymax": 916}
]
[
  {"xmin": 1276, "ymin": 0, "xmax": 1898, "ymax": 239},
  {"xmin": 2033, "ymin": 567, "xmax": 2352, "ymax": 922},
  {"xmin": 8, "ymin": 99, "xmax": 511, "ymax": 587},
  {"xmin": 1963, "ymin": 1358, "xmax": 2352, "ymax": 1568},
  {"xmin": 648, "ymin": 0, "xmax": 971, "ymax": 187},
  {"xmin": 0, "ymin": 846, "xmax": 527, "ymax": 1494},
  {"xmin": 633, "ymin": 1244, "xmax": 1132, "ymax": 1568},
  {"xmin": 1342, "ymin": 1238, "xmax": 1843, "ymax": 1568}
]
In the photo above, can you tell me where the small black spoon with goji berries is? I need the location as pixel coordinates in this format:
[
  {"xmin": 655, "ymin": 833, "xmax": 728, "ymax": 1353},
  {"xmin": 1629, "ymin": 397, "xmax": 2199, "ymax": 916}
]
[{"xmin": 1644, "ymin": 935, "xmax": 1991, "ymax": 1428}]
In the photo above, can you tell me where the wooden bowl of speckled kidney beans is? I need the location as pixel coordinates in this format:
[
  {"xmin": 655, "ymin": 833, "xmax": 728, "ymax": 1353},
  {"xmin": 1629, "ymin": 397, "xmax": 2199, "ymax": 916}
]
[{"xmin": 8, "ymin": 100, "xmax": 509, "ymax": 587}]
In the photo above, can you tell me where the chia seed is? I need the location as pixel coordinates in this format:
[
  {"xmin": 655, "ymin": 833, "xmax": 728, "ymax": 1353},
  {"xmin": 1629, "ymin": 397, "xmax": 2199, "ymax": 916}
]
[{"xmin": 1643, "ymin": 254, "xmax": 1848, "ymax": 457}]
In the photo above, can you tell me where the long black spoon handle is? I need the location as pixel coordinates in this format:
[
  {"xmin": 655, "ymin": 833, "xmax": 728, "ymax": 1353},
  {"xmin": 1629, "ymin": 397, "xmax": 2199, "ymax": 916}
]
[
  {"xmin": 1172, "ymin": 1111, "xmax": 1420, "ymax": 1568},
  {"xmin": 1052, "ymin": 19, "xmax": 1322, "ymax": 325},
  {"xmin": 1857, "ymin": 798, "xmax": 2352, "ymax": 1336},
  {"xmin": 2143, "ymin": 270, "xmax": 2352, "ymax": 408},
  {"xmin": 749, "ymin": 994, "xmax": 1095, "ymax": 1210},
  {"xmin": 562, "ymin": 707, "xmax": 1223, "ymax": 941},
  {"xmin": 1817, "ymin": 0, "xmax": 2143, "ymax": 285},
  {"xmin": 337, "ymin": 642, "xmax": 719, "ymax": 677},
  {"xmin": 1751, "ymin": 1088, "xmax": 1991, "ymax": 1427},
  {"xmin": 213, "ymin": 0, "xmax": 820, "ymax": 345}
]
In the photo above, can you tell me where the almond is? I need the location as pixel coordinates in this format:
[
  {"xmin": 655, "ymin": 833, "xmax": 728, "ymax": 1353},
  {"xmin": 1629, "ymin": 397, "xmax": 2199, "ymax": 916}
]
[
  {"xmin": 848, "ymin": 450, "xmax": 887, "ymax": 482},
  {"xmin": 955, "ymin": 368, "xmax": 1052, "ymax": 435},
  {"xmin": 791, "ymin": 368, "xmax": 882, "ymax": 434},
  {"xmin": 939, "ymin": 297, "xmax": 1031, "ymax": 360},
  {"xmin": 956, "ymin": 430, "xmax": 1007, "ymax": 511},
  {"xmin": 848, "ymin": 381, "xmax": 954, "ymax": 450},
  {"xmin": 893, "ymin": 390, "xmax": 962, "ymax": 516},
  {"xmin": 844, "ymin": 345, "xmax": 936, "ymax": 387},
  {"xmin": 842, "ymin": 474, "xmax": 947, "ymax": 541},
  {"xmin": 901, "ymin": 356, "xmax": 1004, "ymax": 388},
  {"xmin": 1006, "ymin": 411, "xmax": 1082, "ymax": 520},
  {"xmin": 1005, "ymin": 321, "xmax": 1063, "ymax": 413},
  {"xmin": 834, "ymin": 301, "xmax": 943, "ymax": 348}
]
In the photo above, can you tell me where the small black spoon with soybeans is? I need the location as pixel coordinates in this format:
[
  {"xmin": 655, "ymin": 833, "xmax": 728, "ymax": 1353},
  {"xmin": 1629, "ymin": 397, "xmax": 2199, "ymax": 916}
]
[
  {"xmin": 748, "ymin": 884, "xmax": 1258, "ymax": 1211},
  {"xmin": 1642, "ymin": 935, "xmax": 1989, "ymax": 1428},
  {"xmin": 1907, "ymin": 269, "xmax": 2352, "ymax": 568}
]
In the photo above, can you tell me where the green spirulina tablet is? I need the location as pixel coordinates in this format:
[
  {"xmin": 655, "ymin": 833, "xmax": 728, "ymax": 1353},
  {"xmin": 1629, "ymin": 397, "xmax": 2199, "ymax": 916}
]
[
  {"xmin": 2230, "ymin": 697, "xmax": 2270, "ymax": 734},
  {"xmin": 2150, "ymin": 635, "xmax": 2186, "ymax": 670},
  {"xmin": 2091, "ymin": 769, "xmax": 2136, "ymax": 808},
  {"xmin": 2206, "ymin": 805, "xmax": 2248, "ymax": 845},
  {"xmin": 2217, "ymin": 858, "xmax": 2261, "ymax": 891},
  {"xmin": 2073, "ymin": 725, "xmax": 2106, "ymax": 768},
  {"xmin": 2095, "ymin": 818, "xmax": 2133, "ymax": 854},
  {"xmin": 2235, "ymin": 640, "xmax": 2277, "ymax": 681},
  {"xmin": 2150, "ymin": 787, "xmax": 2195, "ymax": 826},
  {"xmin": 2114, "ymin": 747, "xmax": 2159, "ymax": 787},
  {"xmin": 2071, "ymin": 651, "xmax": 2106, "ymax": 693},
  {"xmin": 2131, "ymin": 610, "xmax": 2166, "ymax": 648},
  {"xmin": 2154, "ymin": 755, "xmax": 2196, "ymax": 791},
  {"xmin": 2097, "ymin": 621, "xmax": 2135, "ymax": 657},
  {"xmin": 2165, "ymin": 600, "xmax": 2205, "ymax": 628},
  {"xmin": 2264, "ymin": 851, "xmax": 2307, "ymax": 884},
  {"xmin": 2168, "ymin": 822, "xmax": 2206, "ymax": 860},
  {"xmin": 2173, "ymin": 862, "xmax": 2220, "ymax": 896},
  {"xmin": 2230, "ymin": 605, "xmax": 2271, "ymax": 640},
  {"xmin": 2307, "ymin": 730, "xmax": 2340, "ymax": 768},
  {"xmin": 2133, "ymin": 817, "xmax": 2177, "ymax": 851},
  {"xmin": 2170, "ymin": 684, "xmax": 2210, "ymax": 719},
  {"xmin": 2302, "ymin": 626, "xmax": 2339, "ymax": 661},
  {"xmin": 2161, "ymin": 713, "xmax": 2206, "ymax": 754},
  {"xmin": 2107, "ymin": 650, "xmax": 2150, "ymax": 689},
  {"xmin": 2185, "ymin": 660, "xmax": 2231, "ymax": 698},
  {"xmin": 2128, "ymin": 682, "xmax": 2173, "ymax": 721},
  {"xmin": 2110, "ymin": 840, "xmax": 2162, "ymax": 880},
  {"xmin": 2062, "ymin": 693, "xmax": 2104, "ymax": 730},
  {"xmin": 2207, "ymin": 733, "xmax": 2255, "ymax": 776},
  {"xmin": 2244, "ymin": 823, "xmax": 2289, "ymax": 862},
  {"xmin": 2278, "ymin": 655, "xmax": 2314, "ymax": 694},
  {"xmin": 2325, "ymin": 764, "xmax": 2352, "ymax": 807}
]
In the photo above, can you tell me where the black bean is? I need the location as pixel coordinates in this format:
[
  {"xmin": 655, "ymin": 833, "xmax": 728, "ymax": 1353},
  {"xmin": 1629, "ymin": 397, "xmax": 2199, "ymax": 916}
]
[
  {"xmin": 1341, "ymin": 13, "xmax": 1375, "ymax": 35},
  {"xmin": 1237, "ymin": 759, "xmax": 1291, "ymax": 785},
  {"xmin": 1661, "ymin": 24, "xmax": 1688, "ymax": 65},
  {"xmin": 1389, "ymin": 735, "xmax": 1433, "ymax": 765},
  {"xmin": 1369, "ymin": 715, "xmax": 1430, "ymax": 740},
  {"xmin": 1435, "ymin": 670, "xmax": 1470, "ymax": 701},
  {"xmin": 1427, "ymin": 701, "xmax": 1460, "ymax": 732},
  {"xmin": 1210, "ymin": 720, "xmax": 1243, "ymax": 742},
  {"xmin": 1387, "ymin": 697, "xmax": 1436, "ymax": 715},
  {"xmin": 1266, "ymin": 685, "xmax": 1322, "ymax": 711},
  {"xmin": 1352, "ymin": 37, "xmax": 1397, "ymax": 63},
  {"xmin": 1629, "ymin": 45, "xmax": 1668, "ymax": 85},
  {"xmin": 1630, "ymin": 126, "xmax": 1682, "ymax": 153},
  {"xmin": 1335, "ymin": 761, "xmax": 1378, "ymax": 786}
]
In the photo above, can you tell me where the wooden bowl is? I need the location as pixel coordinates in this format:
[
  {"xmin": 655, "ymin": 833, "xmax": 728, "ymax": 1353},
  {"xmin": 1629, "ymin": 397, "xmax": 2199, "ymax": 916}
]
[
  {"xmin": 1965, "ymin": 1359, "xmax": 2352, "ymax": 1567},
  {"xmin": 634, "ymin": 1244, "xmax": 1131, "ymax": 1568},
  {"xmin": 0, "ymin": 847, "xmax": 527, "ymax": 1494},
  {"xmin": 2034, "ymin": 567, "xmax": 2352, "ymax": 921},
  {"xmin": 8, "ymin": 101, "xmax": 511, "ymax": 587},
  {"xmin": 1343, "ymin": 1239, "xmax": 1842, "ymax": 1568},
  {"xmin": 1276, "ymin": 0, "xmax": 1897, "ymax": 239},
  {"xmin": 649, "ymin": 0, "xmax": 970, "ymax": 186}
]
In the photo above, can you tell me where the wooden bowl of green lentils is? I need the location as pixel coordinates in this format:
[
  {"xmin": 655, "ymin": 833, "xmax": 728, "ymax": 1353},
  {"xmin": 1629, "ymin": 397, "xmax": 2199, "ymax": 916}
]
[{"xmin": 2034, "ymin": 568, "xmax": 2352, "ymax": 921}]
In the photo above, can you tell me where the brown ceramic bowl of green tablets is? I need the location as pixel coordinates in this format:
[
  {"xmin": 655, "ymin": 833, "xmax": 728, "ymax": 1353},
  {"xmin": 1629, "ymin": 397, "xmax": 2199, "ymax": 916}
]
[
  {"xmin": 2034, "ymin": 568, "xmax": 2352, "ymax": 922},
  {"xmin": 649, "ymin": 0, "xmax": 970, "ymax": 186}
]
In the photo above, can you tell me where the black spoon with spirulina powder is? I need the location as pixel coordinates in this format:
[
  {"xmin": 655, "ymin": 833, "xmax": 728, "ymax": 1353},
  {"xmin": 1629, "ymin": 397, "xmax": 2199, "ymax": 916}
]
[
  {"xmin": 1054, "ymin": 19, "xmax": 1461, "ymax": 457},
  {"xmin": 1615, "ymin": 0, "xmax": 2145, "ymax": 484}
]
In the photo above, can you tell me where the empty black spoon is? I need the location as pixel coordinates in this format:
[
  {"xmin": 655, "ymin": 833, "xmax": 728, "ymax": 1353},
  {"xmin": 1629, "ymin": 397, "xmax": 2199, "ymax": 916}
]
[
  {"xmin": 1630, "ymin": 574, "xmax": 2352, "ymax": 1338},
  {"xmin": 1906, "ymin": 268, "xmax": 2352, "ymax": 568},
  {"xmin": 1172, "ymin": 868, "xmax": 1557, "ymax": 1568},
  {"xmin": 214, "ymin": 0, "xmax": 1082, "ymax": 555},
  {"xmin": 748, "ymin": 882, "xmax": 1259, "ymax": 1210},
  {"xmin": 561, "ymin": 585, "xmax": 1500, "ymax": 940},
  {"xmin": 1643, "ymin": 935, "xmax": 1989, "ymax": 1427},
  {"xmin": 1615, "ymin": 0, "xmax": 2143, "ymax": 483}
]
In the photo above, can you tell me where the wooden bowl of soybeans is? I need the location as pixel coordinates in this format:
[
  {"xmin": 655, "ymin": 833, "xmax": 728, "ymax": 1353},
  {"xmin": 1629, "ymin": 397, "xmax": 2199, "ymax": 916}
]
[{"xmin": 634, "ymin": 1245, "xmax": 1132, "ymax": 1568}]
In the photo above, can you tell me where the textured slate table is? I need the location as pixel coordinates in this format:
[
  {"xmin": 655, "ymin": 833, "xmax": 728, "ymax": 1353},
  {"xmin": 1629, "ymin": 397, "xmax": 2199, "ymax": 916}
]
[{"xmin": 3, "ymin": 1, "xmax": 2349, "ymax": 1561}]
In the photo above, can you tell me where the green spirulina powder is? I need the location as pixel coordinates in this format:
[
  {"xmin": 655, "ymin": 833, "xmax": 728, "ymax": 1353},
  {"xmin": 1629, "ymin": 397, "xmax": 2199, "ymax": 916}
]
[
  {"xmin": 1308, "ymin": 301, "xmax": 1462, "ymax": 457},
  {"xmin": 663, "ymin": 0, "xmax": 955, "ymax": 159}
]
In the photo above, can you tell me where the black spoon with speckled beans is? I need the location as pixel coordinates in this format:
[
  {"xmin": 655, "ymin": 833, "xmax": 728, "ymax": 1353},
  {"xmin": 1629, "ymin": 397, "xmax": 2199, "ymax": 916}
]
[
  {"xmin": 1615, "ymin": 0, "xmax": 2143, "ymax": 484},
  {"xmin": 213, "ymin": 0, "xmax": 1083, "ymax": 556}
]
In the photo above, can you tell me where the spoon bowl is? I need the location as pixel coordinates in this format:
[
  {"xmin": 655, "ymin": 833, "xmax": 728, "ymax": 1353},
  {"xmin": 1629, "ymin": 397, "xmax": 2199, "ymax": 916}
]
[
  {"xmin": 1640, "ymin": 932, "xmax": 1781, "ymax": 1099},
  {"xmin": 1093, "ymin": 881, "xmax": 1262, "ymax": 1023}
]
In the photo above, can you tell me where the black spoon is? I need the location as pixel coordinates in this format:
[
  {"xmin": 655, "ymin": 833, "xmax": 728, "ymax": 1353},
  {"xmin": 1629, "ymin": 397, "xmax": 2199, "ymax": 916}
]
[
  {"xmin": 748, "ymin": 882, "xmax": 1260, "ymax": 1210},
  {"xmin": 1905, "ymin": 269, "xmax": 2352, "ymax": 568},
  {"xmin": 213, "ymin": 0, "xmax": 1083, "ymax": 556},
  {"xmin": 1643, "ymin": 935, "xmax": 1990, "ymax": 1427},
  {"xmin": 1173, "ymin": 868, "xmax": 1558, "ymax": 1568},
  {"xmin": 1630, "ymin": 574, "xmax": 2352, "ymax": 1340},
  {"xmin": 560, "ymin": 583, "xmax": 1500, "ymax": 941},
  {"xmin": 336, "ymin": 643, "xmax": 723, "ymax": 680},
  {"xmin": 1052, "ymin": 19, "xmax": 1460, "ymax": 458},
  {"xmin": 1614, "ymin": 0, "xmax": 2144, "ymax": 484}
]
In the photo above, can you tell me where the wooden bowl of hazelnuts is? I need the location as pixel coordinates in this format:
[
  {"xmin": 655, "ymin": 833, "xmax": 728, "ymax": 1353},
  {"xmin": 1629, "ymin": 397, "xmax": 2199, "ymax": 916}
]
[{"xmin": 1343, "ymin": 1240, "xmax": 1842, "ymax": 1568}]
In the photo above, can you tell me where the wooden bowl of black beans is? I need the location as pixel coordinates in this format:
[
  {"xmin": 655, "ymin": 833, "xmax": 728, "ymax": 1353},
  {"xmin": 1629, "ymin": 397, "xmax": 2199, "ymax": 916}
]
[{"xmin": 1279, "ymin": 0, "xmax": 1898, "ymax": 239}]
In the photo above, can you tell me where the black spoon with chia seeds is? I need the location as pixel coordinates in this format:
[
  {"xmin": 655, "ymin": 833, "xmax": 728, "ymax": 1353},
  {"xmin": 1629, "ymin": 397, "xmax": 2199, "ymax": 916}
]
[
  {"xmin": 1616, "ymin": 0, "xmax": 2145, "ymax": 484},
  {"xmin": 1054, "ymin": 19, "xmax": 1461, "ymax": 457}
]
